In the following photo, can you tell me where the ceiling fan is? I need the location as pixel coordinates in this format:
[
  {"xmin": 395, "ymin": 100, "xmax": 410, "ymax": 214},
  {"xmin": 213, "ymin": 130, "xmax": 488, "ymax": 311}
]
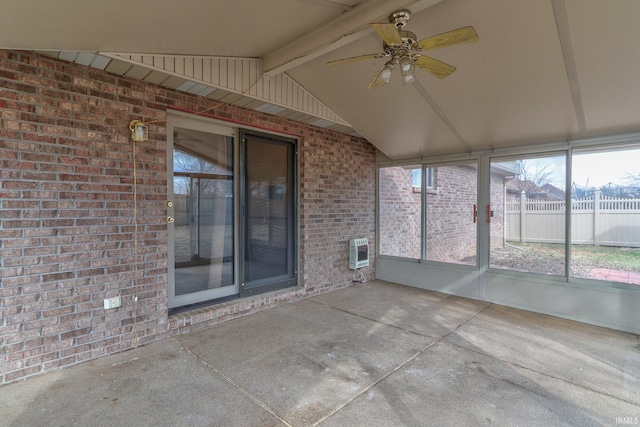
[{"xmin": 328, "ymin": 10, "xmax": 479, "ymax": 89}]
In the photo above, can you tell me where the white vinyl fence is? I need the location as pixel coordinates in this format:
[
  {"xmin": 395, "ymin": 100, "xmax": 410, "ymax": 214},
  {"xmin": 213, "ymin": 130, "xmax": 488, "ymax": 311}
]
[{"xmin": 506, "ymin": 190, "xmax": 640, "ymax": 247}]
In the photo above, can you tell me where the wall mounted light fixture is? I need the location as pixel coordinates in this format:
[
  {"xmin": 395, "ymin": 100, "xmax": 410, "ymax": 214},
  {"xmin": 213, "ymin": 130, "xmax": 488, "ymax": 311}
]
[{"xmin": 129, "ymin": 120, "xmax": 148, "ymax": 142}]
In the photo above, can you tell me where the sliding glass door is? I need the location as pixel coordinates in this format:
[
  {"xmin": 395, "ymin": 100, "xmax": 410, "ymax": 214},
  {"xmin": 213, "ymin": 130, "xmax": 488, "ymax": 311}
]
[{"xmin": 167, "ymin": 118, "xmax": 298, "ymax": 308}]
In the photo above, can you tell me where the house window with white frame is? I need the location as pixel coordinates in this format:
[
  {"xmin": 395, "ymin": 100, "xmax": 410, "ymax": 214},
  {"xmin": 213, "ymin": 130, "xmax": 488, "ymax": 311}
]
[{"xmin": 412, "ymin": 168, "xmax": 435, "ymax": 192}]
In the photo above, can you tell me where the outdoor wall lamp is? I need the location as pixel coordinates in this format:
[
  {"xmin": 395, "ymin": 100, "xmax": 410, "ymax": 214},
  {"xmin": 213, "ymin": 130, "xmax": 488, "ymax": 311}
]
[{"xmin": 129, "ymin": 120, "xmax": 148, "ymax": 142}]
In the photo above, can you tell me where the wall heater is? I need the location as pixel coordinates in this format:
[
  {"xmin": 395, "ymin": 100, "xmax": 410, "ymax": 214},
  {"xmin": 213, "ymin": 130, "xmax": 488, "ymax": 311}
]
[{"xmin": 349, "ymin": 238, "xmax": 369, "ymax": 269}]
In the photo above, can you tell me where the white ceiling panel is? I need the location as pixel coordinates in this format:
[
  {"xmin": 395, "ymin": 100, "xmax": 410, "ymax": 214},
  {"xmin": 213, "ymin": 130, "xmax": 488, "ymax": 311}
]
[
  {"xmin": 289, "ymin": 32, "xmax": 460, "ymax": 159},
  {"xmin": 289, "ymin": 0, "xmax": 582, "ymax": 157},
  {"xmin": 2, "ymin": 0, "xmax": 640, "ymax": 160},
  {"xmin": 0, "ymin": 0, "xmax": 354, "ymax": 57},
  {"xmin": 414, "ymin": 0, "xmax": 580, "ymax": 151},
  {"xmin": 566, "ymin": 0, "xmax": 640, "ymax": 135}
]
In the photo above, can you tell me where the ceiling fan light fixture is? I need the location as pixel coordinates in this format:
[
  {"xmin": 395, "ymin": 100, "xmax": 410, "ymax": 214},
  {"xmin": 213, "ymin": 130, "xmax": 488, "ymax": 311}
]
[
  {"xmin": 399, "ymin": 56, "xmax": 414, "ymax": 73},
  {"xmin": 402, "ymin": 71, "xmax": 416, "ymax": 85},
  {"xmin": 369, "ymin": 61, "xmax": 395, "ymax": 88},
  {"xmin": 400, "ymin": 56, "xmax": 416, "ymax": 85},
  {"xmin": 378, "ymin": 62, "xmax": 394, "ymax": 84},
  {"xmin": 381, "ymin": 62, "xmax": 394, "ymax": 79}
]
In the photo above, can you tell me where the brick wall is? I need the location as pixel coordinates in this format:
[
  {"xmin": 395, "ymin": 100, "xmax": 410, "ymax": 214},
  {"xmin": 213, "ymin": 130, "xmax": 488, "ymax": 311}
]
[
  {"xmin": 0, "ymin": 50, "xmax": 376, "ymax": 384},
  {"xmin": 425, "ymin": 165, "xmax": 478, "ymax": 263},
  {"xmin": 301, "ymin": 135, "xmax": 376, "ymax": 290},
  {"xmin": 379, "ymin": 163, "xmax": 506, "ymax": 264},
  {"xmin": 379, "ymin": 166, "xmax": 421, "ymax": 258}
]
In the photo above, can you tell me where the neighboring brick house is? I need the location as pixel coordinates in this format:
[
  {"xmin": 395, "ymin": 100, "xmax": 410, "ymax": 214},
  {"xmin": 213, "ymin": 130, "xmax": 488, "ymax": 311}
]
[
  {"xmin": 378, "ymin": 166, "xmax": 421, "ymax": 259},
  {"xmin": 379, "ymin": 164, "xmax": 511, "ymax": 263},
  {"xmin": 495, "ymin": 161, "xmax": 567, "ymax": 203},
  {"xmin": 0, "ymin": 50, "xmax": 376, "ymax": 384},
  {"xmin": 425, "ymin": 164, "xmax": 478, "ymax": 263},
  {"xmin": 506, "ymin": 179, "xmax": 552, "ymax": 201},
  {"xmin": 541, "ymin": 183, "xmax": 566, "ymax": 200}
]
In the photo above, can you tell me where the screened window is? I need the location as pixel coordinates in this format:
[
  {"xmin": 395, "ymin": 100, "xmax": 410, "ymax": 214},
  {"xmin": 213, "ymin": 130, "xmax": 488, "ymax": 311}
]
[
  {"xmin": 378, "ymin": 143, "xmax": 640, "ymax": 286},
  {"xmin": 424, "ymin": 162, "xmax": 477, "ymax": 266},
  {"xmin": 379, "ymin": 165, "xmax": 421, "ymax": 259},
  {"xmin": 570, "ymin": 147, "xmax": 640, "ymax": 285},
  {"xmin": 489, "ymin": 154, "xmax": 566, "ymax": 276}
]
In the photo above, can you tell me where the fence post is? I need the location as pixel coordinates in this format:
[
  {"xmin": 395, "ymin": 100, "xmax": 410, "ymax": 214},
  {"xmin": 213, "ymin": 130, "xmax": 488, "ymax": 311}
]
[
  {"xmin": 520, "ymin": 191, "xmax": 526, "ymax": 243},
  {"xmin": 594, "ymin": 189, "xmax": 600, "ymax": 246}
]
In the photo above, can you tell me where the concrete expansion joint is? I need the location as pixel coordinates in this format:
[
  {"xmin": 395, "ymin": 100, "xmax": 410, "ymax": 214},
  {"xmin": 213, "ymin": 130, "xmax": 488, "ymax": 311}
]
[
  {"xmin": 309, "ymin": 299, "xmax": 493, "ymax": 342},
  {"xmin": 436, "ymin": 305, "xmax": 640, "ymax": 409},
  {"xmin": 309, "ymin": 299, "xmax": 428, "ymax": 339},
  {"xmin": 445, "ymin": 340, "xmax": 640, "ymax": 408},
  {"xmin": 170, "ymin": 338, "xmax": 293, "ymax": 427},
  {"xmin": 410, "ymin": 302, "xmax": 495, "ymax": 366},
  {"xmin": 311, "ymin": 302, "xmax": 496, "ymax": 426},
  {"xmin": 470, "ymin": 343, "xmax": 637, "ymax": 405}
]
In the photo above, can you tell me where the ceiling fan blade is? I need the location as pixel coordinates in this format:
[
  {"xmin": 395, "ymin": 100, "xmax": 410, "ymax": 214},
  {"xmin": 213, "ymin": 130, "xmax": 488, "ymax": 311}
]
[
  {"xmin": 370, "ymin": 23, "xmax": 403, "ymax": 45},
  {"xmin": 327, "ymin": 53, "xmax": 385, "ymax": 67},
  {"xmin": 418, "ymin": 26, "xmax": 479, "ymax": 51},
  {"xmin": 414, "ymin": 55, "xmax": 457, "ymax": 79}
]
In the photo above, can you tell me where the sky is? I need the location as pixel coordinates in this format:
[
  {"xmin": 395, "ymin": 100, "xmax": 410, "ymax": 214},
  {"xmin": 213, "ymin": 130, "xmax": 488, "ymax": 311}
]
[
  {"xmin": 572, "ymin": 150, "xmax": 640, "ymax": 188},
  {"xmin": 519, "ymin": 148, "xmax": 640, "ymax": 190}
]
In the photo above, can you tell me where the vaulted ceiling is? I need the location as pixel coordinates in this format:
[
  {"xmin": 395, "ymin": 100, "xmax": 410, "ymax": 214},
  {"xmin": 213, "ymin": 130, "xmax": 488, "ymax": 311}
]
[{"xmin": 2, "ymin": 0, "xmax": 640, "ymax": 160}]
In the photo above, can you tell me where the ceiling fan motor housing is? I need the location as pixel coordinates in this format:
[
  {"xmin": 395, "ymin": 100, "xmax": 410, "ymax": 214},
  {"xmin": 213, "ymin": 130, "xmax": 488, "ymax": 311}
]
[
  {"xmin": 384, "ymin": 10, "xmax": 420, "ymax": 52},
  {"xmin": 389, "ymin": 9, "xmax": 412, "ymax": 29},
  {"xmin": 383, "ymin": 29, "xmax": 420, "ymax": 64}
]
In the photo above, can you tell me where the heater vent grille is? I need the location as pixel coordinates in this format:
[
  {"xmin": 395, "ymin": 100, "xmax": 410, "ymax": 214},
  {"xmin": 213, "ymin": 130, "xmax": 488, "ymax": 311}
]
[{"xmin": 349, "ymin": 238, "xmax": 369, "ymax": 269}]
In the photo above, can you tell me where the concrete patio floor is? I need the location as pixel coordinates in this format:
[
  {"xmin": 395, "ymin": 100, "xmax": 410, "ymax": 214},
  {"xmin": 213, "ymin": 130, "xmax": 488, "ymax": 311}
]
[{"xmin": 2, "ymin": 280, "xmax": 639, "ymax": 426}]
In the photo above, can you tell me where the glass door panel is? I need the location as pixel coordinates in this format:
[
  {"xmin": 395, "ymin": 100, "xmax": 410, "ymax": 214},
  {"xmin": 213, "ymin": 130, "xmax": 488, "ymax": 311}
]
[
  {"xmin": 173, "ymin": 173, "xmax": 234, "ymax": 295},
  {"xmin": 571, "ymin": 147, "xmax": 640, "ymax": 284},
  {"xmin": 241, "ymin": 131, "xmax": 296, "ymax": 296},
  {"xmin": 425, "ymin": 162, "xmax": 478, "ymax": 266},
  {"xmin": 169, "ymin": 125, "xmax": 236, "ymax": 308},
  {"xmin": 490, "ymin": 154, "xmax": 566, "ymax": 276},
  {"xmin": 378, "ymin": 165, "xmax": 422, "ymax": 259}
]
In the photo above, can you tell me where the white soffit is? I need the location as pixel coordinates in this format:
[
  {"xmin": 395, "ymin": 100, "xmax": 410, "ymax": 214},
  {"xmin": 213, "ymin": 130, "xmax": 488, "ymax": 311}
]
[{"xmin": 102, "ymin": 53, "xmax": 350, "ymax": 128}]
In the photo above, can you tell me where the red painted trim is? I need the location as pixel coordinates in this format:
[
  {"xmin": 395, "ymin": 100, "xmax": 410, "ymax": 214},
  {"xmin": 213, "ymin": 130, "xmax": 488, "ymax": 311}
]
[{"xmin": 167, "ymin": 106, "xmax": 303, "ymax": 138}]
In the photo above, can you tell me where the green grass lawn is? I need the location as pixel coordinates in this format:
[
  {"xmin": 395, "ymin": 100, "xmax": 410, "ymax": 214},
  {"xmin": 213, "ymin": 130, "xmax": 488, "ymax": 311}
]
[
  {"xmin": 497, "ymin": 242, "xmax": 640, "ymax": 276},
  {"xmin": 570, "ymin": 244, "xmax": 640, "ymax": 271}
]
